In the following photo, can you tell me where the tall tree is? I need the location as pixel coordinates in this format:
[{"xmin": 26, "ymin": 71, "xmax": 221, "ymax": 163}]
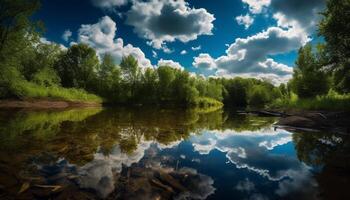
[
  {"xmin": 54, "ymin": 44, "xmax": 99, "ymax": 90},
  {"xmin": 139, "ymin": 68, "xmax": 158, "ymax": 103},
  {"xmin": 120, "ymin": 55, "xmax": 140, "ymax": 100},
  {"xmin": 96, "ymin": 54, "xmax": 121, "ymax": 99},
  {"xmin": 0, "ymin": 0, "xmax": 41, "ymax": 65},
  {"xmin": 157, "ymin": 66, "xmax": 176, "ymax": 101},
  {"xmin": 291, "ymin": 44, "xmax": 330, "ymax": 98},
  {"xmin": 319, "ymin": 0, "xmax": 350, "ymax": 93},
  {"xmin": 0, "ymin": 0, "xmax": 41, "ymax": 97}
]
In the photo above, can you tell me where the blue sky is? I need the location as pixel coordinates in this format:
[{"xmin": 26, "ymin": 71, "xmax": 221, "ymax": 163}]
[{"xmin": 35, "ymin": 0, "xmax": 325, "ymax": 84}]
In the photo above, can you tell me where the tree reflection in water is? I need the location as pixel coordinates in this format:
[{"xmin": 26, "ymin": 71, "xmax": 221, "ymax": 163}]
[
  {"xmin": 0, "ymin": 108, "xmax": 348, "ymax": 199},
  {"xmin": 293, "ymin": 131, "xmax": 350, "ymax": 200}
]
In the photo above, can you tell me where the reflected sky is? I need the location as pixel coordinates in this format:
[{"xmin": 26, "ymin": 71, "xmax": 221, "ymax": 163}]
[{"xmin": 0, "ymin": 108, "xmax": 349, "ymax": 199}]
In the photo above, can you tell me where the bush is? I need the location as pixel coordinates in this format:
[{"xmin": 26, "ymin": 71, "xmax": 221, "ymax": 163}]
[
  {"xmin": 191, "ymin": 97, "xmax": 223, "ymax": 109},
  {"xmin": 270, "ymin": 90, "xmax": 350, "ymax": 111},
  {"xmin": 248, "ymin": 85, "xmax": 271, "ymax": 106},
  {"xmin": 8, "ymin": 79, "xmax": 102, "ymax": 103}
]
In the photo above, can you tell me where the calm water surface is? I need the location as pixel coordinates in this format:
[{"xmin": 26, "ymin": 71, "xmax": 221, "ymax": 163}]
[{"xmin": 0, "ymin": 108, "xmax": 349, "ymax": 200}]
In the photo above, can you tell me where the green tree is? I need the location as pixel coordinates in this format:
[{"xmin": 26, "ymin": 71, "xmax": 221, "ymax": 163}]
[
  {"xmin": 21, "ymin": 42, "xmax": 63, "ymax": 86},
  {"xmin": 157, "ymin": 66, "xmax": 176, "ymax": 101},
  {"xmin": 0, "ymin": 0, "xmax": 41, "ymax": 97},
  {"xmin": 0, "ymin": 0, "xmax": 41, "ymax": 65},
  {"xmin": 173, "ymin": 70, "xmax": 198, "ymax": 104},
  {"xmin": 291, "ymin": 44, "xmax": 330, "ymax": 98},
  {"xmin": 222, "ymin": 78, "xmax": 249, "ymax": 107},
  {"xmin": 96, "ymin": 54, "xmax": 121, "ymax": 100},
  {"xmin": 120, "ymin": 55, "xmax": 140, "ymax": 101},
  {"xmin": 54, "ymin": 44, "xmax": 99, "ymax": 90},
  {"xmin": 139, "ymin": 68, "xmax": 158, "ymax": 103},
  {"xmin": 248, "ymin": 85, "xmax": 271, "ymax": 106},
  {"xmin": 319, "ymin": 0, "xmax": 350, "ymax": 93}
]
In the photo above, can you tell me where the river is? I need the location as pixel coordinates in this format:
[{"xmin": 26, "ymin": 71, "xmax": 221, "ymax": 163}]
[{"xmin": 0, "ymin": 108, "xmax": 349, "ymax": 199}]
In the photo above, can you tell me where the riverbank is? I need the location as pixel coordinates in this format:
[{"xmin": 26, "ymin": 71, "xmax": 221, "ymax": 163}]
[
  {"xmin": 241, "ymin": 109, "xmax": 350, "ymax": 134},
  {"xmin": 0, "ymin": 100, "xmax": 102, "ymax": 109}
]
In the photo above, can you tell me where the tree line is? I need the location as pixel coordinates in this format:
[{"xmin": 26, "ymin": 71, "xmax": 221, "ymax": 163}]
[
  {"xmin": 0, "ymin": 0, "xmax": 284, "ymax": 108},
  {"xmin": 0, "ymin": 0, "xmax": 349, "ymax": 109},
  {"xmin": 282, "ymin": 0, "xmax": 350, "ymax": 99}
]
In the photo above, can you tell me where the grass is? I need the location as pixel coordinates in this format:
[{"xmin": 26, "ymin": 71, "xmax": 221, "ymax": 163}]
[
  {"xmin": 191, "ymin": 97, "xmax": 224, "ymax": 111},
  {"xmin": 270, "ymin": 91, "xmax": 350, "ymax": 111},
  {"xmin": 9, "ymin": 80, "xmax": 103, "ymax": 103}
]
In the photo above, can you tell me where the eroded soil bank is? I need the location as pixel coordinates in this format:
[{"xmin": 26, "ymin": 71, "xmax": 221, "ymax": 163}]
[{"xmin": 243, "ymin": 110, "xmax": 350, "ymax": 134}]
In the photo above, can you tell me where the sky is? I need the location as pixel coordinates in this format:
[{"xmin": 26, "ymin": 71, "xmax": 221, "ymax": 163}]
[{"xmin": 35, "ymin": 0, "xmax": 326, "ymax": 85}]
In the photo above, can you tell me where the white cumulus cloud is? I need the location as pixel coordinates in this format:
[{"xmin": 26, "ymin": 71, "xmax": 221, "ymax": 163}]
[
  {"xmin": 157, "ymin": 58, "xmax": 184, "ymax": 70},
  {"xmin": 193, "ymin": 53, "xmax": 217, "ymax": 70},
  {"xmin": 125, "ymin": 0, "xmax": 215, "ymax": 52},
  {"xmin": 242, "ymin": 0, "xmax": 271, "ymax": 14},
  {"xmin": 77, "ymin": 16, "xmax": 152, "ymax": 69}
]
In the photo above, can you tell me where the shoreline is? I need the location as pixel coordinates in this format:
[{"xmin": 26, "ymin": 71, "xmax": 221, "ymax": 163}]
[
  {"xmin": 1, "ymin": 100, "xmax": 348, "ymax": 134},
  {"xmin": 241, "ymin": 109, "xmax": 350, "ymax": 134},
  {"xmin": 0, "ymin": 100, "xmax": 102, "ymax": 109}
]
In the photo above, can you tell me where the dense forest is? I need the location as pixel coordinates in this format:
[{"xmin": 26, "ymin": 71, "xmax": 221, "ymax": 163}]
[{"xmin": 0, "ymin": 0, "xmax": 349, "ymax": 110}]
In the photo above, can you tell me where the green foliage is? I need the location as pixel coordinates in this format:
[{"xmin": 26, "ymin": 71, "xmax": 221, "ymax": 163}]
[
  {"xmin": 95, "ymin": 54, "xmax": 122, "ymax": 100},
  {"xmin": 319, "ymin": 0, "xmax": 350, "ymax": 93},
  {"xmin": 0, "ymin": 0, "xmax": 41, "ymax": 66},
  {"xmin": 222, "ymin": 77, "xmax": 249, "ymax": 107},
  {"xmin": 290, "ymin": 44, "xmax": 330, "ymax": 98},
  {"xmin": 54, "ymin": 44, "xmax": 99, "ymax": 90},
  {"xmin": 0, "ymin": 108, "xmax": 102, "ymax": 140},
  {"xmin": 21, "ymin": 42, "xmax": 63, "ymax": 82},
  {"xmin": 8, "ymin": 79, "xmax": 102, "ymax": 102},
  {"xmin": 221, "ymin": 77, "xmax": 280, "ymax": 108},
  {"xmin": 157, "ymin": 66, "xmax": 176, "ymax": 101},
  {"xmin": 271, "ymin": 90, "xmax": 350, "ymax": 111},
  {"xmin": 32, "ymin": 67, "xmax": 60, "ymax": 87},
  {"xmin": 120, "ymin": 55, "xmax": 141, "ymax": 101},
  {"xmin": 0, "ymin": 0, "xmax": 309, "ymax": 109},
  {"xmin": 248, "ymin": 85, "xmax": 271, "ymax": 106},
  {"xmin": 191, "ymin": 97, "xmax": 223, "ymax": 109}
]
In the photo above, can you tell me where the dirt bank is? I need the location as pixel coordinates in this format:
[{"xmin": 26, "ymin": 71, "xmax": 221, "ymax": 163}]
[
  {"xmin": 240, "ymin": 110, "xmax": 350, "ymax": 134},
  {"xmin": 0, "ymin": 100, "xmax": 102, "ymax": 109}
]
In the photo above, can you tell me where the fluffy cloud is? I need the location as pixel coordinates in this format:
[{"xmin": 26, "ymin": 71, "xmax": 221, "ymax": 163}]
[
  {"xmin": 189, "ymin": 128, "xmax": 310, "ymax": 182},
  {"xmin": 270, "ymin": 0, "xmax": 325, "ymax": 33},
  {"xmin": 62, "ymin": 29, "xmax": 72, "ymax": 42},
  {"xmin": 193, "ymin": 53, "xmax": 217, "ymax": 70},
  {"xmin": 78, "ymin": 140, "xmax": 152, "ymax": 198},
  {"xmin": 215, "ymin": 71, "xmax": 292, "ymax": 86},
  {"xmin": 241, "ymin": 0, "xmax": 324, "ymax": 35},
  {"xmin": 157, "ymin": 58, "xmax": 184, "ymax": 70},
  {"xmin": 180, "ymin": 50, "xmax": 187, "ymax": 55},
  {"xmin": 204, "ymin": 0, "xmax": 324, "ymax": 84},
  {"xmin": 125, "ymin": 0, "xmax": 215, "ymax": 51},
  {"xmin": 91, "ymin": 0, "xmax": 128, "ymax": 8},
  {"xmin": 236, "ymin": 14, "xmax": 254, "ymax": 29},
  {"xmin": 218, "ymin": 26, "xmax": 307, "ymax": 75},
  {"xmin": 192, "ymin": 26, "xmax": 306, "ymax": 84},
  {"xmin": 78, "ymin": 16, "xmax": 152, "ymax": 69},
  {"xmin": 242, "ymin": 0, "xmax": 271, "ymax": 14}
]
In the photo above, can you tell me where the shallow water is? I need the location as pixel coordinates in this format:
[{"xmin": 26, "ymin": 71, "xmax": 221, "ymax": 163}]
[{"xmin": 0, "ymin": 108, "xmax": 349, "ymax": 200}]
